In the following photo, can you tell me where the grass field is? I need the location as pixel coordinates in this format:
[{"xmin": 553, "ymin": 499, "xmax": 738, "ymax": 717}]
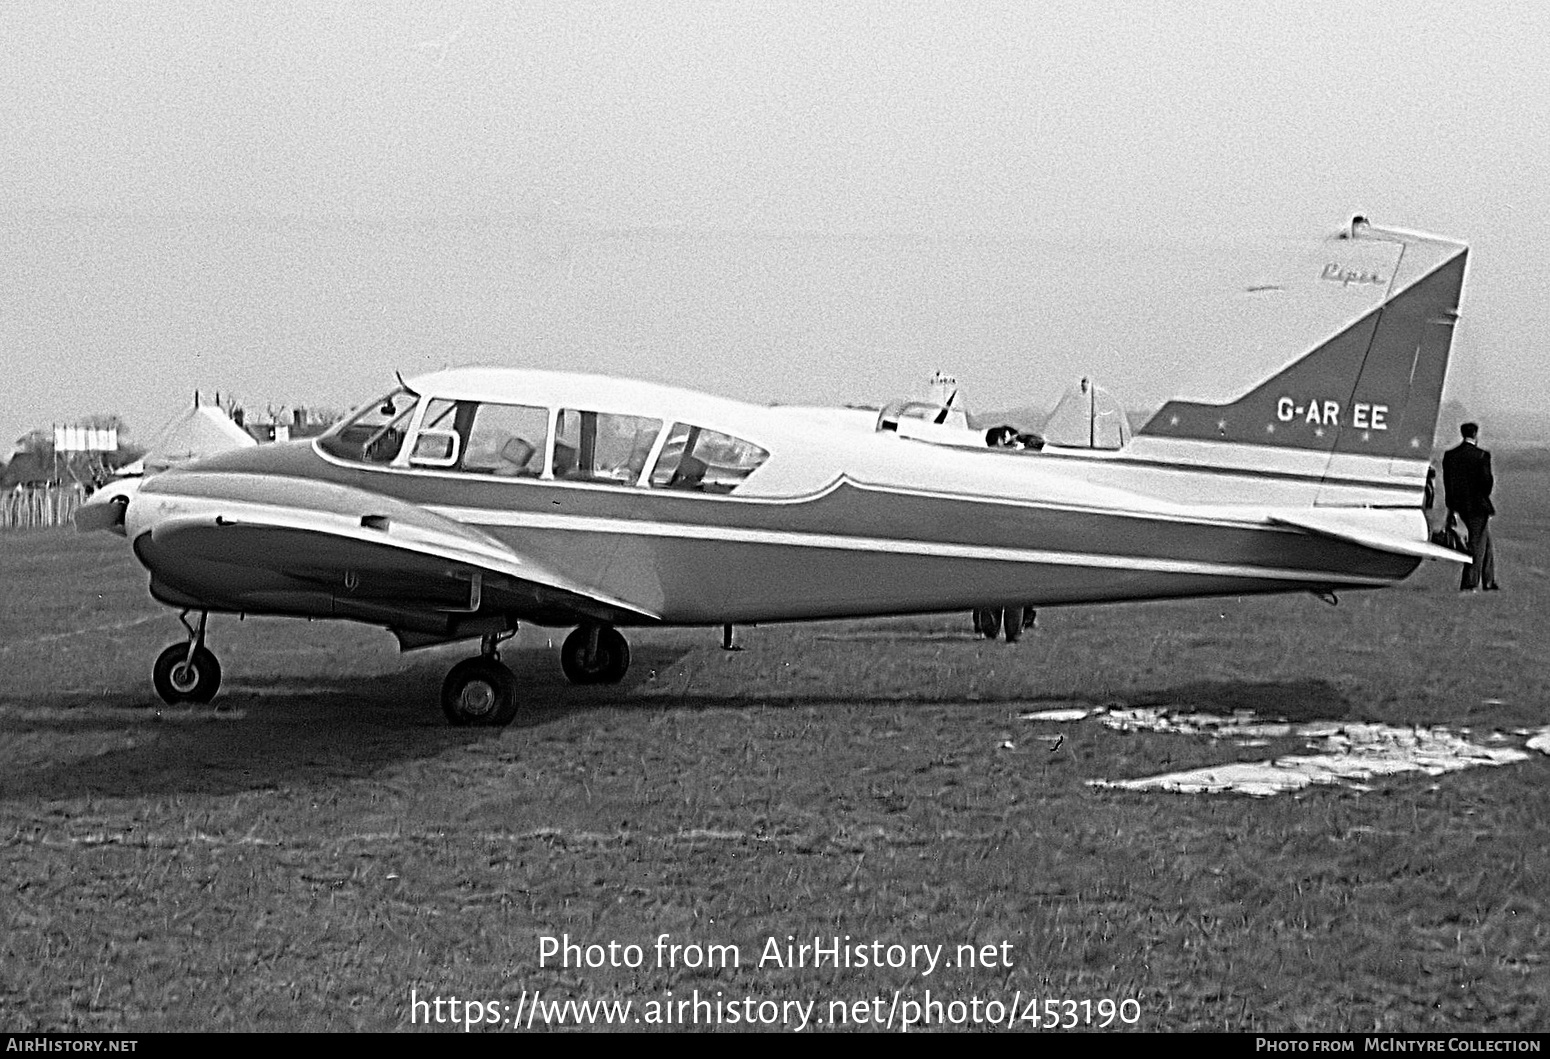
[{"xmin": 2, "ymin": 454, "xmax": 1547, "ymax": 1032}]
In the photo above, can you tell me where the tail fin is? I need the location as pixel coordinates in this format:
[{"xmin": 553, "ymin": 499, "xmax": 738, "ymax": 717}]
[{"xmin": 1138, "ymin": 218, "xmax": 1468, "ymax": 465}]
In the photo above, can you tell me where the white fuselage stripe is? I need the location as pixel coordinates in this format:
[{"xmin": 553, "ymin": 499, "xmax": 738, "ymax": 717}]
[{"xmin": 425, "ymin": 505, "xmax": 1395, "ymax": 586}]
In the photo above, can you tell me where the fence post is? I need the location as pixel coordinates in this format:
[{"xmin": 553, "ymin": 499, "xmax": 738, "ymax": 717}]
[{"xmin": 0, "ymin": 484, "xmax": 88, "ymax": 532}]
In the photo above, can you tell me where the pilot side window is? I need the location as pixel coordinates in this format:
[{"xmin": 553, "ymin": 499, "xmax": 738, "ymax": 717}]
[
  {"xmin": 650, "ymin": 423, "xmax": 770, "ymax": 493},
  {"xmin": 460, "ymin": 402, "xmax": 550, "ymax": 477},
  {"xmin": 318, "ymin": 389, "xmax": 419, "ymax": 465},
  {"xmin": 554, "ymin": 410, "xmax": 663, "ymax": 485}
]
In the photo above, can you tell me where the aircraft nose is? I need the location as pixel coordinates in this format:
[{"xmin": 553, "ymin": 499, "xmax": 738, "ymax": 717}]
[{"xmin": 75, "ymin": 478, "xmax": 142, "ymax": 536}]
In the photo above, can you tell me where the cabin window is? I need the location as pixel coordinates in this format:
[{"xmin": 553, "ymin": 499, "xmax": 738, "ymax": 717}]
[
  {"xmin": 554, "ymin": 410, "xmax": 663, "ymax": 484},
  {"xmin": 404, "ymin": 398, "xmax": 460, "ymax": 466},
  {"xmin": 318, "ymin": 389, "xmax": 419, "ymax": 465},
  {"xmin": 459, "ymin": 402, "xmax": 549, "ymax": 477},
  {"xmin": 650, "ymin": 423, "xmax": 770, "ymax": 493}
]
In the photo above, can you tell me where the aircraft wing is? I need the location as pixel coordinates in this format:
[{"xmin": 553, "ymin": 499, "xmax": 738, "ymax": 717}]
[
  {"xmin": 1268, "ymin": 510, "xmax": 1471, "ymax": 564},
  {"xmin": 131, "ymin": 485, "xmax": 660, "ymax": 640}
]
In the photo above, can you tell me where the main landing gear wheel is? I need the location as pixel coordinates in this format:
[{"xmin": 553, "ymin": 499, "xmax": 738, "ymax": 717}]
[
  {"xmin": 441, "ymin": 656, "xmax": 519, "ymax": 727},
  {"xmin": 153, "ymin": 643, "xmax": 223, "ymax": 704},
  {"xmin": 972, "ymin": 608, "xmax": 1002, "ymax": 640},
  {"xmin": 1002, "ymin": 605, "xmax": 1025, "ymax": 643},
  {"xmin": 560, "ymin": 625, "xmax": 631, "ymax": 685}
]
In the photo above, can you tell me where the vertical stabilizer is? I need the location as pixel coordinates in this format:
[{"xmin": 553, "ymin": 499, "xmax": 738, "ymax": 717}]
[{"xmin": 1138, "ymin": 219, "xmax": 1468, "ymax": 471}]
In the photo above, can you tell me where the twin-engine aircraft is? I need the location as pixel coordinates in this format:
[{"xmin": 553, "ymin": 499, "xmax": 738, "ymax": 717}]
[{"xmin": 79, "ymin": 218, "xmax": 1470, "ymax": 726}]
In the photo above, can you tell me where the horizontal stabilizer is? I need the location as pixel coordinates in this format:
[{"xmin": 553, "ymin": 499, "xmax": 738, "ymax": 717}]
[{"xmin": 1269, "ymin": 511, "xmax": 1470, "ymax": 564}]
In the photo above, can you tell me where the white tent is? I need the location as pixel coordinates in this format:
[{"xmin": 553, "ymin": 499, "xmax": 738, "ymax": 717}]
[
  {"xmin": 116, "ymin": 403, "xmax": 256, "ymax": 476},
  {"xmin": 1043, "ymin": 378, "xmax": 1133, "ymax": 450}
]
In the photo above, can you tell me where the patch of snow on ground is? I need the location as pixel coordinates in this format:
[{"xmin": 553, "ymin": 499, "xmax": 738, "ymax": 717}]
[
  {"xmin": 1090, "ymin": 724, "xmax": 1528, "ymax": 796},
  {"xmin": 1018, "ymin": 708, "xmax": 1092, "ymax": 723},
  {"xmin": 1042, "ymin": 706, "xmax": 1539, "ymax": 797}
]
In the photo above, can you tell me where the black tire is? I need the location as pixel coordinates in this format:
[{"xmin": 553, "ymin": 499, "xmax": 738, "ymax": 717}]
[
  {"xmin": 972, "ymin": 607, "xmax": 1002, "ymax": 640},
  {"xmin": 441, "ymin": 657, "xmax": 519, "ymax": 727},
  {"xmin": 1003, "ymin": 605, "xmax": 1025, "ymax": 643},
  {"xmin": 560, "ymin": 626, "xmax": 631, "ymax": 685},
  {"xmin": 153, "ymin": 643, "xmax": 222, "ymax": 705}
]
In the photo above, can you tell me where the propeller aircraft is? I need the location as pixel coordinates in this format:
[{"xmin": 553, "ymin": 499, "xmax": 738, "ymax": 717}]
[{"xmin": 77, "ymin": 218, "xmax": 1470, "ymax": 726}]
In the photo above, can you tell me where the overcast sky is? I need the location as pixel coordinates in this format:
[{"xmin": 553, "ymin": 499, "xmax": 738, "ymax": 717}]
[{"xmin": 4, "ymin": 0, "xmax": 1547, "ymax": 451}]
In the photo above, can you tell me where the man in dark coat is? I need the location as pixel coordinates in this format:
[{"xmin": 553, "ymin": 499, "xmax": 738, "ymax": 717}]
[{"xmin": 1442, "ymin": 422, "xmax": 1499, "ymax": 591}]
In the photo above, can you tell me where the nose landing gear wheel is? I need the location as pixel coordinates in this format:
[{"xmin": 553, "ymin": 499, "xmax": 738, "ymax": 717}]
[
  {"xmin": 560, "ymin": 625, "xmax": 631, "ymax": 685},
  {"xmin": 441, "ymin": 656, "xmax": 520, "ymax": 727},
  {"xmin": 153, "ymin": 643, "xmax": 223, "ymax": 704},
  {"xmin": 972, "ymin": 608, "xmax": 1002, "ymax": 640}
]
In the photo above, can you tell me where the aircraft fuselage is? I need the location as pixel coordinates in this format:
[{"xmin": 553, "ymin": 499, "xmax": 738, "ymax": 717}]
[{"xmin": 130, "ymin": 423, "xmax": 1420, "ymax": 630}]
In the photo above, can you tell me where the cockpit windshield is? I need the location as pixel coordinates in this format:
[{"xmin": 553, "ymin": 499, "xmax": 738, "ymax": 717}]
[{"xmin": 317, "ymin": 388, "xmax": 420, "ymax": 464}]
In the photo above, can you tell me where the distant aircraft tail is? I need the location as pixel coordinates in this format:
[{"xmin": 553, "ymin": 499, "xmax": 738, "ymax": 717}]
[{"xmin": 1138, "ymin": 218, "xmax": 1468, "ymax": 476}]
